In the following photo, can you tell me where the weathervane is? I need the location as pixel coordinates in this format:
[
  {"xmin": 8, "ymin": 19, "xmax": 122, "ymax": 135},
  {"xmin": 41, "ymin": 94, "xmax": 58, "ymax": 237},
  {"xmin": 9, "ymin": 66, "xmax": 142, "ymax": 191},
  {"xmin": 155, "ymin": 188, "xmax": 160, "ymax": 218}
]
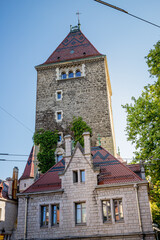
[{"xmin": 76, "ymin": 11, "xmax": 81, "ymax": 29}]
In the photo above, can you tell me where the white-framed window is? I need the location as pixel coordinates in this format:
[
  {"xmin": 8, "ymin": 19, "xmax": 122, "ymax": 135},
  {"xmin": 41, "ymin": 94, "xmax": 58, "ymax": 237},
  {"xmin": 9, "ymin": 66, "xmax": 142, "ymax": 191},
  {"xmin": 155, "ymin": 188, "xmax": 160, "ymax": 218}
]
[
  {"xmin": 55, "ymin": 110, "xmax": 63, "ymax": 122},
  {"xmin": 56, "ymin": 90, "xmax": 63, "ymax": 101},
  {"xmin": 55, "ymin": 147, "xmax": 64, "ymax": 163},
  {"xmin": 56, "ymin": 64, "xmax": 85, "ymax": 80}
]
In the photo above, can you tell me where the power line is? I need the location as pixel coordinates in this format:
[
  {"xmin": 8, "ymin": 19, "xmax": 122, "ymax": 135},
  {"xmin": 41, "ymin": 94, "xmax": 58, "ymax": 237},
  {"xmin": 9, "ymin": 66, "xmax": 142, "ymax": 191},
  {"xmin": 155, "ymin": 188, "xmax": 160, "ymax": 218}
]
[
  {"xmin": 0, "ymin": 105, "xmax": 33, "ymax": 134},
  {"xmin": 94, "ymin": 0, "xmax": 160, "ymax": 28}
]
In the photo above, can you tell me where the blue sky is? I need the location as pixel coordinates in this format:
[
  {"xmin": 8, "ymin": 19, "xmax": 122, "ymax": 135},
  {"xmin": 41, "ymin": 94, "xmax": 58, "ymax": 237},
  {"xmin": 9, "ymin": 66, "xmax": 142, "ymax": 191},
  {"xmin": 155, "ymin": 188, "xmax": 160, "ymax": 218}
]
[{"xmin": 0, "ymin": 0, "xmax": 160, "ymax": 180}]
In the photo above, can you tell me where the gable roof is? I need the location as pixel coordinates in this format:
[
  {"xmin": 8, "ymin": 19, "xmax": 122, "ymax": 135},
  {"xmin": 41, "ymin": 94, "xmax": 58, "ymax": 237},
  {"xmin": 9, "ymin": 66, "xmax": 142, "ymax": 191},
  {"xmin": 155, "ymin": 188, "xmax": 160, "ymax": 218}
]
[
  {"xmin": 41, "ymin": 29, "xmax": 101, "ymax": 66},
  {"xmin": 23, "ymin": 146, "xmax": 142, "ymax": 194},
  {"xmin": 19, "ymin": 146, "xmax": 35, "ymax": 180}
]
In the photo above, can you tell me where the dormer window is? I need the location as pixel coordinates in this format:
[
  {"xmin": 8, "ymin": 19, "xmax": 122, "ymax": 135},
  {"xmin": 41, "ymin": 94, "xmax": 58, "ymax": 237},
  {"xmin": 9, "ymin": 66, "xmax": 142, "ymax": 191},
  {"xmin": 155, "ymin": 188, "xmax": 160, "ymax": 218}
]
[
  {"xmin": 61, "ymin": 72, "xmax": 66, "ymax": 79},
  {"xmin": 68, "ymin": 71, "xmax": 74, "ymax": 78},
  {"xmin": 76, "ymin": 70, "xmax": 81, "ymax": 77}
]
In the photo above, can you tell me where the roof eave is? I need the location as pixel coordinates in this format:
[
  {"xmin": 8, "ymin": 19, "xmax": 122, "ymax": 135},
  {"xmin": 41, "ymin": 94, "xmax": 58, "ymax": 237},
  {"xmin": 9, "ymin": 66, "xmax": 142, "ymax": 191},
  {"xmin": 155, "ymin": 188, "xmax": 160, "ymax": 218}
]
[
  {"xmin": 35, "ymin": 55, "xmax": 106, "ymax": 70},
  {"xmin": 17, "ymin": 188, "xmax": 64, "ymax": 197},
  {"xmin": 95, "ymin": 180, "xmax": 148, "ymax": 190}
]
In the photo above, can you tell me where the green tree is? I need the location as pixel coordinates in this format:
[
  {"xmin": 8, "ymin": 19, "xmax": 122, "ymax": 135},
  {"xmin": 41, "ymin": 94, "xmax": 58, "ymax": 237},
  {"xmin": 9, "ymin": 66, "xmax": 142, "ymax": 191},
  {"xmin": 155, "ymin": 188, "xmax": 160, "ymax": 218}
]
[
  {"xmin": 33, "ymin": 129, "xmax": 59, "ymax": 173},
  {"xmin": 70, "ymin": 116, "xmax": 92, "ymax": 147},
  {"xmin": 122, "ymin": 41, "xmax": 160, "ymax": 227}
]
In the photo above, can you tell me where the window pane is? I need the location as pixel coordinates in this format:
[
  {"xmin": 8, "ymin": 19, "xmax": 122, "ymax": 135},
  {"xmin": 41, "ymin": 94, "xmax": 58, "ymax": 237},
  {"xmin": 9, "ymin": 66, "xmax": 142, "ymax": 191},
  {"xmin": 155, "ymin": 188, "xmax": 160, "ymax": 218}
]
[
  {"xmin": 76, "ymin": 205, "xmax": 81, "ymax": 224},
  {"xmin": 76, "ymin": 71, "xmax": 81, "ymax": 77},
  {"xmin": 80, "ymin": 170, "xmax": 85, "ymax": 182},
  {"xmin": 57, "ymin": 112, "xmax": 61, "ymax": 120},
  {"xmin": 57, "ymin": 92, "xmax": 61, "ymax": 99},
  {"xmin": 69, "ymin": 71, "xmax": 74, "ymax": 78},
  {"xmin": 57, "ymin": 155, "xmax": 63, "ymax": 162},
  {"xmin": 52, "ymin": 205, "xmax": 59, "ymax": 225},
  {"xmin": 58, "ymin": 134, "xmax": 62, "ymax": 142},
  {"xmin": 102, "ymin": 200, "xmax": 111, "ymax": 222},
  {"xmin": 73, "ymin": 171, "xmax": 78, "ymax": 183},
  {"xmin": 82, "ymin": 206, "xmax": 86, "ymax": 223},
  {"xmin": 41, "ymin": 206, "xmax": 49, "ymax": 226},
  {"xmin": 61, "ymin": 72, "xmax": 66, "ymax": 79},
  {"xmin": 119, "ymin": 201, "xmax": 123, "ymax": 219}
]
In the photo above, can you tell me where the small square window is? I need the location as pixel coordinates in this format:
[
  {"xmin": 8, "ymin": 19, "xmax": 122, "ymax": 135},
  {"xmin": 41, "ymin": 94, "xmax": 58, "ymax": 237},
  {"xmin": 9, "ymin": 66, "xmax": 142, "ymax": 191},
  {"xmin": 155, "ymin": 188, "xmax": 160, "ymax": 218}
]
[
  {"xmin": 57, "ymin": 92, "xmax": 61, "ymax": 100},
  {"xmin": 80, "ymin": 170, "xmax": 85, "ymax": 182},
  {"xmin": 73, "ymin": 171, "xmax": 78, "ymax": 183}
]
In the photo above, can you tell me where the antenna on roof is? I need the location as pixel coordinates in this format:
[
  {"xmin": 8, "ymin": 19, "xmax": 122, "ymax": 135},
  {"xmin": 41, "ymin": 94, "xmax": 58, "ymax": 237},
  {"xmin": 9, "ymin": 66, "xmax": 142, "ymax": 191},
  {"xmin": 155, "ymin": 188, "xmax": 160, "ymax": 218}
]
[{"xmin": 76, "ymin": 11, "xmax": 81, "ymax": 30}]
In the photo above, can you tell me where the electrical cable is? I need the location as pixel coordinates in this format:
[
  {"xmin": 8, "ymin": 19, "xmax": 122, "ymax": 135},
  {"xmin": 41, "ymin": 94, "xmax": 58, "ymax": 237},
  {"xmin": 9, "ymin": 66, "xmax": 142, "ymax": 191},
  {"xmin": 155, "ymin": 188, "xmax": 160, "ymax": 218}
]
[
  {"xmin": 94, "ymin": 0, "xmax": 160, "ymax": 28},
  {"xmin": 0, "ymin": 105, "xmax": 33, "ymax": 134}
]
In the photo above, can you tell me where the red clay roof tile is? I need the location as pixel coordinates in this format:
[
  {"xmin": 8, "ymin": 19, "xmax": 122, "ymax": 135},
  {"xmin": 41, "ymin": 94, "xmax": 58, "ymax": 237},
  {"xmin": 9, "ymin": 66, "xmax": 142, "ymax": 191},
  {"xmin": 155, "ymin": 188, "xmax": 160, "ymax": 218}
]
[
  {"xmin": 19, "ymin": 146, "xmax": 35, "ymax": 180},
  {"xmin": 23, "ymin": 146, "xmax": 142, "ymax": 194},
  {"xmin": 42, "ymin": 29, "xmax": 101, "ymax": 65}
]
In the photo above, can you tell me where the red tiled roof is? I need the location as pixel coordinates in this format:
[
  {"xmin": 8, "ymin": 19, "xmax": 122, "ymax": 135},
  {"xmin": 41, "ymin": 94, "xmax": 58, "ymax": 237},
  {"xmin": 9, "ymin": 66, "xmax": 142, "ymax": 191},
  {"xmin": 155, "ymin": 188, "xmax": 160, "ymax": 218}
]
[
  {"xmin": 23, "ymin": 146, "xmax": 142, "ymax": 194},
  {"xmin": 127, "ymin": 164, "xmax": 141, "ymax": 172},
  {"xmin": 42, "ymin": 29, "xmax": 101, "ymax": 65},
  {"xmin": 23, "ymin": 159, "xmax": 65, "ymax": 193},
  {"xmin": 19, "ymin": 146, "xmax": 35, "ymax": 180},
  {"xmin": 92, "ymin": 147, "xmax": 142, "ymax": 185}
]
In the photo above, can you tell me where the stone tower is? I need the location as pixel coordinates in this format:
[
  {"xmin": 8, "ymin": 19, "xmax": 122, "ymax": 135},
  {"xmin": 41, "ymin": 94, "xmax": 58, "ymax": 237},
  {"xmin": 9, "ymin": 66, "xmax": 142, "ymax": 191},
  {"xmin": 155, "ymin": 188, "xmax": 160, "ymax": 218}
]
[{"xmin": 35, "ymin": 24, "xmax": 116, "ymax": 158}]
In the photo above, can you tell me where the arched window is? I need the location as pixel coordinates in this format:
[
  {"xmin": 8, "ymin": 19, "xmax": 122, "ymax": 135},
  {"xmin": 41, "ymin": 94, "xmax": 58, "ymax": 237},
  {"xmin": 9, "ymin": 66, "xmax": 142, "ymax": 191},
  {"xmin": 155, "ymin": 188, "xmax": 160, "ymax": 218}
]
[
  {"xmin": 68, "ymin": 71, "xmax": 74, "ymax": 78},
  {"xmin": 61, "ymin": 72, "xmax": 66, "ymax": 79},
  {"xmin": 76, "ymin": 70, "xmax": 81, "ymax": 77}
]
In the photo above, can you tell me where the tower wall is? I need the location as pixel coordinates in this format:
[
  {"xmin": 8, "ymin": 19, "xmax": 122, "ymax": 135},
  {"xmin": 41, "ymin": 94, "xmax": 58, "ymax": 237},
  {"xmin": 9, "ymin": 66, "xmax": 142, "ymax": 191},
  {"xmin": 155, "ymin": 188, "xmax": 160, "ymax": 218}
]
[{"xmin": 35, "ymin": 56, "xmax": 116, "ymax": 155}]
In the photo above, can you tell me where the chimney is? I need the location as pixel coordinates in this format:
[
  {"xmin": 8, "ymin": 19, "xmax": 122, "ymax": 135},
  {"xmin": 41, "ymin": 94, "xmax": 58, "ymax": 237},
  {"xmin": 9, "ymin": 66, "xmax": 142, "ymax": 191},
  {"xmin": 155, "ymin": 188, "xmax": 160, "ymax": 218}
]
[
  {"xmin": 83, "ymin": 132, "xmax": 92, "ymax": 164},
  {"xmin": 12, "ymin": 167, "xmax": 19, "ymax": 200},
  {"xmin": 64, "ymin": 135, "xmax": 72, "ymax": 168},
  {"xmin": 6, "ymin": 177, "xmax": 13, "ymax": 199}
]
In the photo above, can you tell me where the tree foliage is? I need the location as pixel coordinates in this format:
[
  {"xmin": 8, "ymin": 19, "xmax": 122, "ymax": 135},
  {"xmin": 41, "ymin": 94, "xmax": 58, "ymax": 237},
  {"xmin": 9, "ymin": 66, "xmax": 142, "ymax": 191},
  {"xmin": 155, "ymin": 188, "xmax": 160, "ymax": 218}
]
[
  {"xmin": 33, "ymin": 129, "xmax": 59, "ymax": 173},
  {"xmin": 122, "ymin": 41, "xmax": 160, "ymax": 227},
  {"xmin": 70, "ymin": 116, "xmax": 92, "ymax": 147}
]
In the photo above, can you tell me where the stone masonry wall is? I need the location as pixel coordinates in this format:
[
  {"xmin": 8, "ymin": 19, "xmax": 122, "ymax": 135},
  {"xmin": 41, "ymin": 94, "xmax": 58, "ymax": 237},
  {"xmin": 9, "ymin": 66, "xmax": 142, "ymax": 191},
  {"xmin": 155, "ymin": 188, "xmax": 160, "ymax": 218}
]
[
  {"xmin": 35, "ymin": 57, "xmax": 115, "ymax": 155},
  {"xmin": 16, "ymin": 148, "xmax": 154, "ymax": 240}
]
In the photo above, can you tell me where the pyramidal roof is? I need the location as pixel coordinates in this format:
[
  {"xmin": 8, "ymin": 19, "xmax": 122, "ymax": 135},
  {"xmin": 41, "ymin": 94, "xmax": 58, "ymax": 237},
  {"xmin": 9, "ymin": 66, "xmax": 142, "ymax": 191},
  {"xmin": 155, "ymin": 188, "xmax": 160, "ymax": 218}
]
[
  {"xmin": 19, "ymin": 146, "xmax": 35, "ymax": 180},
  {"xmin": 42, "ymin": 25, "xmax": 102, "ymax": 65}
]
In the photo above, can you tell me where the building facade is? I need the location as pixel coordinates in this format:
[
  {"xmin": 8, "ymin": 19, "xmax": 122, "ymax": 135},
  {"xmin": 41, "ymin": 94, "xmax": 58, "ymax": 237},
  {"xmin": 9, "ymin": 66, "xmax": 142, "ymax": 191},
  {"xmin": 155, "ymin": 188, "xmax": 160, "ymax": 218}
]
[
  {"xmin": 35, "ymin": 24, "xmax": 116, "ymax": 161},
  {"xmin": 16, "ymin": 133, "xmax": 155, "ymax": 240}
]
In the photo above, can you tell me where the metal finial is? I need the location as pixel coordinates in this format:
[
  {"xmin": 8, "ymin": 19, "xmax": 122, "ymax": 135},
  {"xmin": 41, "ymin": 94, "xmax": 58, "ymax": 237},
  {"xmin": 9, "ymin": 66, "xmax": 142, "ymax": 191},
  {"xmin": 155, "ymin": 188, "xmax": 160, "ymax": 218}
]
[{"xmin": 76, "ymin": 11, "xmax": 81, "ymax": 29}]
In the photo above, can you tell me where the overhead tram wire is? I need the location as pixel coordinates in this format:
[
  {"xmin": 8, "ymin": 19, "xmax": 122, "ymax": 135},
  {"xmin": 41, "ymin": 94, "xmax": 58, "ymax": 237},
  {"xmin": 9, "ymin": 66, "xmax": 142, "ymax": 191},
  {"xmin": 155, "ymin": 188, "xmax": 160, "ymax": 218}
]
[
  {"xmin": 0, "ymin": 105, "xmax": 33, "ymax": 134},
  {"xmin": 94, "ymin": 0, "xmax": 160, "ymax": 29}
]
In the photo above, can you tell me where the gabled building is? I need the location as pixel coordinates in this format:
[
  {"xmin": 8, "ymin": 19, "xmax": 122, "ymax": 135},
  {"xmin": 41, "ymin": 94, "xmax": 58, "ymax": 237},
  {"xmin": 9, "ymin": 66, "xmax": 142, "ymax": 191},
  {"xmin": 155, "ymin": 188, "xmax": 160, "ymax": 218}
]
[{"xmin": 17, "ymin": 133, "xmax": 155, "ymax": 240}]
